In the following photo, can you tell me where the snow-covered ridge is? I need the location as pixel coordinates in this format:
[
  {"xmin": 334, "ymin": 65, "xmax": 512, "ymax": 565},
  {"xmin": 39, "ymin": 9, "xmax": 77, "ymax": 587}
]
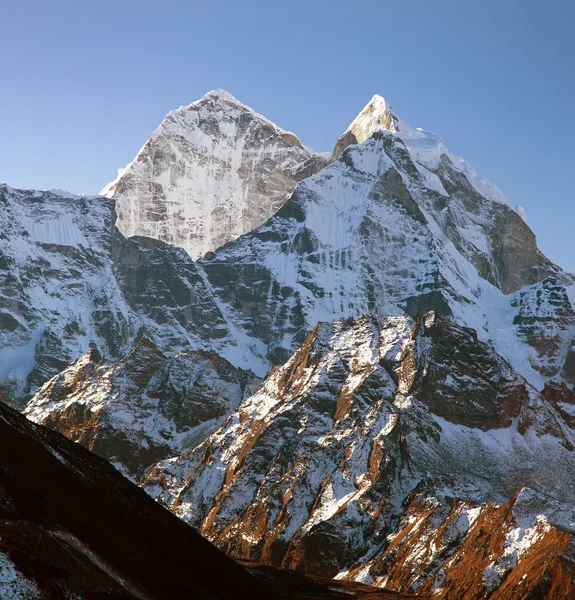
[
  {"xmin": 395, "ymin": 115, "xmax": 513, "ymax": 209},
  {"xmin": 174, "ymin": 88, "xmax": 303, "ymax": 141},
  {"xmin": 332, "ymin": 93, "xmax": 515, "ymax": 212}
]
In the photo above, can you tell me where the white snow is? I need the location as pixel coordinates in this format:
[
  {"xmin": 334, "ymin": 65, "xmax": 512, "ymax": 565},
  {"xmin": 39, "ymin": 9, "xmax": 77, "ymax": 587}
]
[
  {"xmin": 0, "ymin": 552, "xmax": 40, "ymax": 599},
  {"xmin": 27, "ymin": 213, "xmax": 89, "ymax": 247},
  {"xmin": 0, "ymin": 327, "xmax": 44, "ymax": 394}
]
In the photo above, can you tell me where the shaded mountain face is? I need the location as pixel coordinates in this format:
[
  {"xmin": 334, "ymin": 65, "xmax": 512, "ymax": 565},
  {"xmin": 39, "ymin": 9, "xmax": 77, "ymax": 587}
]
[
  {"xmin": 137, "ymin": 313, "xmax": 575, "ymax": 597},
  {"xmin": 102, "ymin": 89, "xmax": 329, "ymax": 259},
  {"xmin": 24, "ymin": 338, "xmax": 261, "ymax": 480},
  {"xmin": 2, "ymin": 390, "xmax": 422, "ymax": 599}
]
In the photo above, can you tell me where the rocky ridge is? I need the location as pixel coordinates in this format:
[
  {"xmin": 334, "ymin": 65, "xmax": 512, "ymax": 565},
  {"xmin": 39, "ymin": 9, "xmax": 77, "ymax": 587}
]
[
  {"xmin": 135, "ymin": 313, "xmax": 575, "ymax": 597},
  {"xmin": 341, "ymin": 486, "xmax": 575, "ymax": 599},
  {"xmin": 24, "ymin": 338, "xmax": 261, "ymax": 480}
]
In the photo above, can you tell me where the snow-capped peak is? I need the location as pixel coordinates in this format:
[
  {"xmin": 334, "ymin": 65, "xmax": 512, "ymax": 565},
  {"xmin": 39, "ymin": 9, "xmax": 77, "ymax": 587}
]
[
  {"xmin": 100, "ymin": 89, "xmax": 329, "ymax": 259},
  {"xmin": 332, "ymin": 95, "xmax": 518, "ymax": 214},
  {"xmin": 346, "ymin": 94, "xmax": 397, "ymax": 138},
  {"xmin": 333, "ymin": 94, "xmax": 397, "ymax": 158}
]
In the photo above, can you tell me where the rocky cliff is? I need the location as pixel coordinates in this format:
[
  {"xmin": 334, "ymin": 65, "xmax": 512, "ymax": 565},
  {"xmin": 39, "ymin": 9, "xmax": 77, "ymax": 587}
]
[{"xmin": 24, "ymin": 338, "xmax": 260, "ymax": 480}]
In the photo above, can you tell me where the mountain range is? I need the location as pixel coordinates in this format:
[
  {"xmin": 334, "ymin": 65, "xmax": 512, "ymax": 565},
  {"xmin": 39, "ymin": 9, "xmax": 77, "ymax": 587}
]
[{"xmin": 3, "ymin": 89, "xmax": 575, "ymax": 597}]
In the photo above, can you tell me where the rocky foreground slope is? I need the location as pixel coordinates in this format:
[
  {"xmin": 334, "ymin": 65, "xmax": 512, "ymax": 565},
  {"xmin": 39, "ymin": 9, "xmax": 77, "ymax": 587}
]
[{"xmin": 1, "ymin": 391, "xmax": 420, "ymax": 599}]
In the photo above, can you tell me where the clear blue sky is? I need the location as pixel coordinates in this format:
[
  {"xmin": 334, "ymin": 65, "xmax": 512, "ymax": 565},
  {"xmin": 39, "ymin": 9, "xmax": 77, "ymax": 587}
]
[{"xmin": 2, "ymin": 0, "xmax": 574, "ymax": 270}]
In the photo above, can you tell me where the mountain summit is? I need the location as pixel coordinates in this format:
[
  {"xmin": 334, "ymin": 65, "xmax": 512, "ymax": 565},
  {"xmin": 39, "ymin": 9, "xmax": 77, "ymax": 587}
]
[
  {"xmin": 333, "ymin": 94, "xmax": 397, "ymax": 158},
  {"xmin": 101, "ymin": 89, "xmax": 328, "ymax": 259}
]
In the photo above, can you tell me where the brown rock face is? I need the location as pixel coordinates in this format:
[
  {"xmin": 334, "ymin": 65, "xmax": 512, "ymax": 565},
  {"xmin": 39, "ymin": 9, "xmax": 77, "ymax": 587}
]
[
  {"xmin": 25, "ymin": 337, "xmax": 261, "ymax": 480},
  {"xmin": 489, "ymin": 207, "xmax": 549, "ymax": 294},
  {"xmin": 417, "ymin": 314, "xmax": 528, "ymax": 430},
  {"xmin": 344, "ymin": 487, "xmax": 575, "ymax": 600}
]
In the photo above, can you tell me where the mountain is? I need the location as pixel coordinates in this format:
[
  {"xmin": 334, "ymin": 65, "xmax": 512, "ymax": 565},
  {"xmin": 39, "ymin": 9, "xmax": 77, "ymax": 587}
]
[
  {"xmin": 22, "ymin": 311, "xmax": 575, "ymax": 597},
  {"xmin": 9, "ymin": 90, "xmax": 575, "ymax": 598},
  {"xmin": 3, "ymin": 92, "xmax": 574, "ymax": 402},
  {"xmin": 101, "ymin": 89, "xmax": 329, "ymax": 259},
  {"xmin": 192, "ymin": 95, "xmax": 574, "ymax": 387},
  {"xmin": 24, "ymin": 338, "xmax": 261, "ymax": 480},
  {"xmin": 138, "ymin": 313, "xmax": 575, "ymax": 598}
]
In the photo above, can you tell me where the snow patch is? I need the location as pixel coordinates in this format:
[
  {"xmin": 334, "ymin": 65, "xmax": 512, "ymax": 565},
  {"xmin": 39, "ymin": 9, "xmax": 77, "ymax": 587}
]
[
  {"xmin": 0, "ymin": 552, "xmax": 40, "ymax": 599},
  {"xmin": 0, "ymin": 327, "xmax": 44, "ymax": 393}
]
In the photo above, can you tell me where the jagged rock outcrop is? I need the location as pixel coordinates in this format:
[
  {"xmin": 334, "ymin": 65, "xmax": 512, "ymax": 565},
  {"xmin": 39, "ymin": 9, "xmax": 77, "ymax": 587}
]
[
  {"xmin": 341, "ymin": 486, "xmax": 575, "ymax": 599},
  {"xmin": 139, "ymin": 313, "xmax": 575, "ymax": 597},
  {"xmin": 511, "ymin": 276, "xmax": 575, "ymax": 381},
  {"xmin": 102, "ymin": 89, "xmax": 329, "ymax": 259},
  {"xmin": 25, "ymin": 338, "xmax": 260, "ymax": 480}
]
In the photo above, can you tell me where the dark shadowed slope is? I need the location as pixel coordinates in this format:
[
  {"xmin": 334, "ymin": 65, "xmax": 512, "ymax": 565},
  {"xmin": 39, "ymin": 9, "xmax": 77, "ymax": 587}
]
[{"xmin": 0, "ymin": 397, "xmax": 417, "ymax": 599}]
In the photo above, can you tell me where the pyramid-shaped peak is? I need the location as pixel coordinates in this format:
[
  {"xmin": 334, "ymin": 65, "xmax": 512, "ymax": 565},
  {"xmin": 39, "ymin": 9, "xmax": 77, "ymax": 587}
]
[
  {"xmin": 333, "ymin": 94, "xmax": 398, "ymax": 158},
  {"xmin": 352, "ymin": 94, "xmax": 397, "ymax": 130}
]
